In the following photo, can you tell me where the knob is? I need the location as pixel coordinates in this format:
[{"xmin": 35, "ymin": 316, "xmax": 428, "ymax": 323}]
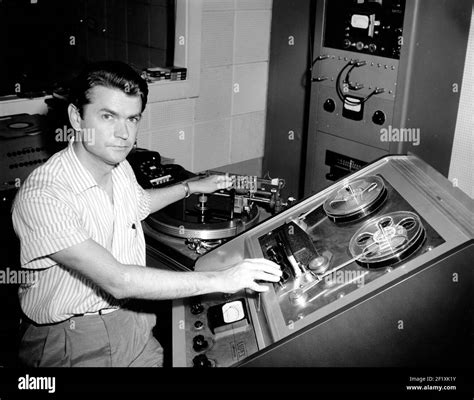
[
  {"xmin": 368, "ymin": 43, "xmax": 377, "ymax": 53},
  {"xmin": 372, "ymin": 110, "xmax": 386, "ymax": 125},
  {"xmin": 323, "ymin": 98, "xmax": 336, "ymax": 113},
  {"xmin": 193, "ymin": 354, "xmax": 212, "ymax": 368},
  {"xmin": 194, "ymin": 320, "xmax": 204, "ymax": 330},
  {"xmin": 343, "ymin": 39, "xmax": 351, "ymax": 48},
  {"xmin": 193, "ymin": 335, "xmax": 209, "ymax": 352},
  {"xmin": 309, "ymin": 255, "xmax": 330, "ymax": 274},
  {"xmin": 190, "ymin": 302, "xmax": 204, "ymax": 315},
  {"xmin": 356, "ymin": 41, "xmax": 364, "ymax": 51}
]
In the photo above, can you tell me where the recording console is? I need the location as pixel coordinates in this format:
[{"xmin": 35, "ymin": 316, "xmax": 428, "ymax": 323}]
[{"xmin": 171, "ymin": 155, "xmax": 473, "ymax": 367}]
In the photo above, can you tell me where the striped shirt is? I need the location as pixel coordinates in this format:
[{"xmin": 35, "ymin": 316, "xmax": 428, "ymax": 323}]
[{"xmin": 12, "ymin": 141, "xmax": 151, "ymax": 324}]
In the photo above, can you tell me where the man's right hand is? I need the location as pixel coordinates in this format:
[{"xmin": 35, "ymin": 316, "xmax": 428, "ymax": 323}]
[{"xmin": 215, "ymin": 258, "xmax": 282, "ymax": 293}]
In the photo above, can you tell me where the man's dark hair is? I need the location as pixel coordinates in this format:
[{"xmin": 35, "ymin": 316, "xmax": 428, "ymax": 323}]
[{"xmin": 69, "ymin": 61, "xmax": 148, "ymax": 116}]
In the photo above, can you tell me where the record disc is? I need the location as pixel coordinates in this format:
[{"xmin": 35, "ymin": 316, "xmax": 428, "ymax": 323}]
[{"xmin": 146, "ymin": 194, "xmax": 260, "ymax": 240}]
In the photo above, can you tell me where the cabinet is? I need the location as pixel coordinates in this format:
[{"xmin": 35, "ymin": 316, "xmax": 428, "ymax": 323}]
[{"xmin": 263, "ymin": 0, "xmax": 316, "ymax": 200}]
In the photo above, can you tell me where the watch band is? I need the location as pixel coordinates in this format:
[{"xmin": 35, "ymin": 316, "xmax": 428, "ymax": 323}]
[{"xmin": 182, "ymin": 182, "xmax": 191, "ymax": 198}]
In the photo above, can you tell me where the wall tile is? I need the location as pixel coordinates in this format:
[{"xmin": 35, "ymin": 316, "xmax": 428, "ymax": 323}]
[
  {"xmin": 201, "ymin": 11, "xmax": 235, "ymax": 67},
  {"xmin": 230, "ymin": 111, "xmax": 265, "ymax": 163},
  {"xmin": 202, "ymin": 0, "xmax": 235, "ymax": 11},
  {"xmin": 195, "ymin": 66, "xmax": 233, "ymax": 122},
  {"xmin": 232, "ymin": 62, "xmax": 268, "ymax": 115},
  {"xmin": 235, "ymin": 0, "xmax": 273, "ymax": 10},
  {"xmin": 193, "ymin": 119, "xmax": 231, "ymax": 172},
  {"xmin": 234, "ymin": 11, "xmax": 271, "ymax": 64},
  {"xmin": 147, "ymin": 99, "xmax": 195, "ymax": 130},
  {"xmin": 148, "ymin": 125, "xmax": 194, "ymax": 171}
]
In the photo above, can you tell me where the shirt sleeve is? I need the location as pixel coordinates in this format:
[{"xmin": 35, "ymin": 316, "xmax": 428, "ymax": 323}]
[{"xmin": 12, "ymin": 192, "xmax": 90, "ymax": 269}]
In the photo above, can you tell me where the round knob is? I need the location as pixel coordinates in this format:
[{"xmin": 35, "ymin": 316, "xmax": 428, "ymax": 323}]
[
  {"xmin": 193, "ymin": 354, "xmax": 212, "ymax": 368},
  {"xmin": 190, "ymin": 302, "xmax": 204, "ymax": 315},
  {"xmin": 356, "ymin": 41, "xmax": 364, "ymax": 51},
  {"xmin": 372, "ymin": 110, "xmax": 386, "ymax": 125},
  {"xmin": 343, "ymin": 39, "xmax": 351, "ymax": 48},
  {"xmin": 368, "ymin": 43, "xmax": 377, "ymax": 53},
  {"xmin": 193, "ymin": 335, "xmax": 209, "ymax": 352},
  {"xmin": 323, "ymin": 98, "xmax": 336, "ymax": 113},
  {"xmin": 194, "ymin": 320, "xmax": 204, "ymax": 330}
]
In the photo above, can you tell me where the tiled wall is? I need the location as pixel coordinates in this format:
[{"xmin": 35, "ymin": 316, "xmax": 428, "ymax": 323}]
[{"xmin": 137, "ymin": 0, "xmax": 272, "ymax": 174}]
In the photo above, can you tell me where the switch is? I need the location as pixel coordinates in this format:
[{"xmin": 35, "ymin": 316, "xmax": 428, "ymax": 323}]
[
  {"xmin": 190, "ymin": 302, "xmax": 204, "ymax": 315},
  {"xmin": 323, "ymin": 98, "xmax": 336, "ymax": 113},
  {"xmin": 372, "ymin": 110, "xmax": 386, "ymax": 125},
  {"xmin": 194, "ymin": 320, "xmax": 204, "ymax": 330},
  {"xmin": 193, "ymin": 335, "xmax": 209, "ymax": 352},
  {"xmin": 192, "ymin": 354, "xmax": 212, "ymax": 368}
]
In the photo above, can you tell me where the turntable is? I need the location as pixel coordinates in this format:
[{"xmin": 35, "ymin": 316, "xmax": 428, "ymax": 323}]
[
  {"xmin": 171, "ymin": 155, "xmax": 473, "ymax": 367},
  {"xmin": 144, "ymin": 170, "xmax": 293, "ymax": 270}
]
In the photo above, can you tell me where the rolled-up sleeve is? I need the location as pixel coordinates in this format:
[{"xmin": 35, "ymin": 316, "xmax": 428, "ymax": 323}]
[{"xmin": 12, "ymin": 193, "xmax": 89, "ymax": 269}]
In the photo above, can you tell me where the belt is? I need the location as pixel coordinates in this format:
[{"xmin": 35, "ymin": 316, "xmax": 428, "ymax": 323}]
[{"xmin": 80, "ymin": 308, "xmax": 118, "ymax": 316}]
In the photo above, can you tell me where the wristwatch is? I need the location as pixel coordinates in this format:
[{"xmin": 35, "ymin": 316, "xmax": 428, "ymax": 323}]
[{"xmin": 182, "ymin": 181, "xmax": 191, "ymax": 198}]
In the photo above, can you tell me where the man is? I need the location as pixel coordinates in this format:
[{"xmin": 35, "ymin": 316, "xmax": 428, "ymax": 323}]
[{"xmin": 11, "ymin": 61, "xmax": 281, "ymax": 367}]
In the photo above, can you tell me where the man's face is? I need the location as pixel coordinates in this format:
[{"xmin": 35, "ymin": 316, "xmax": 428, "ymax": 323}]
[{"xmin": 75, "ymin": 85, "xmax": 143, "ymax": 166}]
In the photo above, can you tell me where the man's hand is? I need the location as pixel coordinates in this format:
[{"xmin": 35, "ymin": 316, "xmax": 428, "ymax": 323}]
[
  {"xmin": 188, "ymin": 174, "xmax": 235, "ymax": 194},
  {"xmin": 215, "ymin": 258, "xmax": 282, "ymax": 293}
]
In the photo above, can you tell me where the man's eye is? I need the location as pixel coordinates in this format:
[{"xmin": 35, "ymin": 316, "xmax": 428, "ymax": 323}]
[
  {"xmin": 102, "ymin": 114, "xmax": 113, "ymax": 120},
  {"xmin": 129, "ymin": 117, "xmax": 140, "ymax": 124}
]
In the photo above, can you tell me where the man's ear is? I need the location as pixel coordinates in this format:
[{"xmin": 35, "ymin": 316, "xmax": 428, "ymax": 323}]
[{"xmin": 68, "ymin": 104, "xmax": 82, "ymax": 131}]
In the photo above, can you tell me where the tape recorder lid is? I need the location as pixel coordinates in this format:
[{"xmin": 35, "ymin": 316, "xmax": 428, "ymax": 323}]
[{"xmin": 0, "ymin": 113, "xmax": 45, "ymax": 139}]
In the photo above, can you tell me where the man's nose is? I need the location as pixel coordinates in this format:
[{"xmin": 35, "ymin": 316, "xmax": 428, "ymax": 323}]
[{"xmin": 114, "ymin": 121, "xmax": 130, "ymax": 140}]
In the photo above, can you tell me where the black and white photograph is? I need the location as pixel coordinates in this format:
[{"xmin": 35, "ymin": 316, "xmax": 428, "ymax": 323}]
[{"xmin": 0, "ymin": 0, "xmax": 472, "ymax": 396}]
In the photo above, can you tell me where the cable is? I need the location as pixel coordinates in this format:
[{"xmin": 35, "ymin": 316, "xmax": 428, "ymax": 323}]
[
  {"xmin": 310, "ymin": 55, "xmax": 331, "ymax": 82},
  {"xmin": 336, "ymin": 61, "xmax": 384, "ymax": 107},
  {"xmin": 344, "ymin": 60, "xmax": 366, "ymax": 90},
  {"xmin": 336, "ymin": 61, "xmax": 357, "ymax": 104}
]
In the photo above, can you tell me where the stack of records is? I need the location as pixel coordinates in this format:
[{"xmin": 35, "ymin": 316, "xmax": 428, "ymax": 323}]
[{"xmin": 143, "ymin": 66, "xmax": 187, "ymax": 82}]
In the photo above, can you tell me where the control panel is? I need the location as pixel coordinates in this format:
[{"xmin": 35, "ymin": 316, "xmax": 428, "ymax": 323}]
[
  {"xmin": 175, "ymin": 292, "xmax": 259, "ymax": 367},
  {"xmin": 324, "ymin": 0, "xmax": 405, "ymax": 59},
  {"xmin": 0, "ymin": 114, "xmax": 51, "ymax": 192}
]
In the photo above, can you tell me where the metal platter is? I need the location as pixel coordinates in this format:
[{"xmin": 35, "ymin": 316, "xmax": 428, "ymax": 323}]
[
  {"xmin": 323, "ymin": 175, "xmax": 387, "ymax": 223},
  {"xmin": 146, "ymin": 193, "xmax": 260, "ymax": 240},
  {"xmin": 349, "ymin": 211, "xmax": 426, "ymax": 269}
]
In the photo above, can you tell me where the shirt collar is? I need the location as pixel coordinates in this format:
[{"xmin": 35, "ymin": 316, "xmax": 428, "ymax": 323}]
[{"xmin": 61, "ymin": 139, "xmax": 99, "ymax": 194}]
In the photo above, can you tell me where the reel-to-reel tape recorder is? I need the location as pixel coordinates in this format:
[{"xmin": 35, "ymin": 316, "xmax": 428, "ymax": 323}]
[{"xmin": 171, "ymin": 155, "xmax": 473, "ymax": 367}]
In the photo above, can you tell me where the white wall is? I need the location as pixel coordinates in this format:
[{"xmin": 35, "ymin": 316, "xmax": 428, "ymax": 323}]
[
  {"xmin": 137, "ymin": 0, "xmax": 273, "ymax": 173},
  {"xmin": 449, "ymin": 5, "xmax": 474, "ymax": 199}
]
